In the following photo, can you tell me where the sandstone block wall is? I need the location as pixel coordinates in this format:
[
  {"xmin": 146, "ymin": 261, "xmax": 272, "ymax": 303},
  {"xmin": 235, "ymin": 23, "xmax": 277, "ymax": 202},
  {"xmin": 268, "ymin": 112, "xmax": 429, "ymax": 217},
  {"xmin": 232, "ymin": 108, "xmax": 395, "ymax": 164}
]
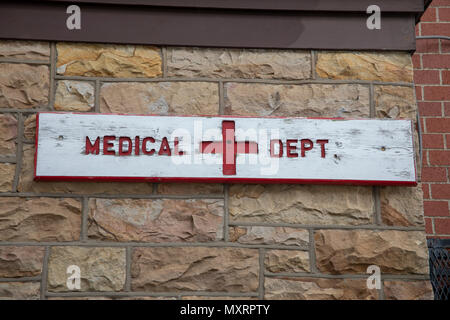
[{"xmin": 0, "ymin": 40, "xmax": 433, "ymax": 300}]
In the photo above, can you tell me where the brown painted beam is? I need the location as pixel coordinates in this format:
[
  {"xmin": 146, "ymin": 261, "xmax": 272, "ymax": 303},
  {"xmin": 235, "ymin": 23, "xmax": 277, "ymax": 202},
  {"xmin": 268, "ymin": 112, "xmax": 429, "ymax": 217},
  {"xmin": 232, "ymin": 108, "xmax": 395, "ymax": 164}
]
[
  {"xmin": 32, "ymin": 0, "xmax": 426, "ymax": 13},
  {"xmin": 0, "ymin": 1, "xmax": 417, "ymax": 50}
]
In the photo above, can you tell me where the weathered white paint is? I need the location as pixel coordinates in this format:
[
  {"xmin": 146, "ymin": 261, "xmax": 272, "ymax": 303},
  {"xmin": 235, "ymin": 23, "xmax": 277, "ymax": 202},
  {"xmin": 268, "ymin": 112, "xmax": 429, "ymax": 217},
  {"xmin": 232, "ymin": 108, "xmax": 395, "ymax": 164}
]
[{"xmin": 35, "ymin": 112, "xmax": 417, "ymax": 185}]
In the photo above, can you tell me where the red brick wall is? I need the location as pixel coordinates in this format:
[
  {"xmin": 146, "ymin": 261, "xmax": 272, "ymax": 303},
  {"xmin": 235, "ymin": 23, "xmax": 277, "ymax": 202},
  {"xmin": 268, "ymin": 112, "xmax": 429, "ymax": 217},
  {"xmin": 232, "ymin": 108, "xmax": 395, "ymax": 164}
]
[{"xmin": 414, "ymin": 0, "xmax": 450, "ymax": 238}]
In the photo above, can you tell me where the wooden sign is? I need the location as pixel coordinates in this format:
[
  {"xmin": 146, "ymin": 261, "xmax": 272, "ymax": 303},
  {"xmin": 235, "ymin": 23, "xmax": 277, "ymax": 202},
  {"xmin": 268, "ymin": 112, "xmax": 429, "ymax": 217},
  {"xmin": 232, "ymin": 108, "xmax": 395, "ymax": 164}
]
[{"xmin": 34, "ymin": 112, "xmax": 417, "ymax": 186}]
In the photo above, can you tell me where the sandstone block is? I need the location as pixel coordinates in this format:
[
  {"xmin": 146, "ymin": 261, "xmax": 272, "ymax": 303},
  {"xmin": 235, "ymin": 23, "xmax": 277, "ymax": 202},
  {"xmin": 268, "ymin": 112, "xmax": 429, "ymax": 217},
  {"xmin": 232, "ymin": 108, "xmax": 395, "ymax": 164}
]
[
  {"xmin": 56, "ymin": 43, "xmax": 162, "ymax": 78},
  {"xmin": 23, "ymin": 114, "xmax": 36, "ymax": 141},
  {"xmin": 131, "ymin": 247, "xmax": 259, "ymax": 292},
  {"xmin": 88, "ymin": 198, "xmax": 224, "ymax": 242},
  {"xmin": 224, "ymin": 83, "xmax": 369, "ymax": 117},
  {"xmin": 0, "ymin": 246, "xmax": 45, "ymax": 278},
  {"xmin": 0, "ymin": 197, "xmax": 81, "ymax": 241},
  {"xmin": 229, "ymin": 226, "xmax": 309, "ymax": 247},
  {"xmin": 314, "ymin": 230, "xmax": 429, "ymax": 275},
  {"xmin": 0, "ymin": 40, "xmax": 50, "ymax": 61},
  {"xmin": 100, "ymin": 82, "xmax": 219, "ymax": 115},
  {"xmin": 0, "ymin": 163, "xmax": 15, "ymax": 192},
  {"xmin": 316, "ymin": 52, "xmax": 413, "ymax": 82},
  {"xmin": 265, "ymin": 250, "xmax": 310, "ymax": 273},
  {"xmin": 55, "ymin": 80, "xmax": 94, "ymax": 111},
  {"xmin": 0, "ymin": 63, "xmax": 49, "ymax": 108},
  {"xmin": 0, "ymin": 114, "xmax": 17, "ymax": 155},
  {"xmin": 383, "ymin": 280, "xmax": 434, "ymax": 300},
  {"xmin": 264, "ymin": 278, "xmax": 378, "ymax": 300},
  {"xmin": 229, "ymin": 184, "xmax": 374, "ymax": 225},
  {"xmin": 374, "ymin": 86, "xmax": 416, "ymax": 120},
  {"xmin": 380, "ymin": 186, "xmax": 425, "ymax": 227},
  {"xmin": 0, "ymin": 282, "xmax": 40, "ymax": 300},
  {"xmin": 167, "ymin": 47, "xmax": 311, "ymax": 79},
  {"xmin": 48, "ymin": 247, "xmax": 126, "ymax": 292}
]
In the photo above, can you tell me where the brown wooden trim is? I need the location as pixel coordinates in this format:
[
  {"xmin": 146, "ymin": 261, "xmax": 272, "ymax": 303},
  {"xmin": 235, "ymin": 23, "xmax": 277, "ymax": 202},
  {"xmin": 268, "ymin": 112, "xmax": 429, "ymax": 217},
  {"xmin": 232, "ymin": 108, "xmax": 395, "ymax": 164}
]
[
  {"xmin": 1, "ymin": 1, "xmax": 421, "ymax": 50},
  {"xmin": 31, "ymin": 0, "xmax": 426, "ymax": 13}
]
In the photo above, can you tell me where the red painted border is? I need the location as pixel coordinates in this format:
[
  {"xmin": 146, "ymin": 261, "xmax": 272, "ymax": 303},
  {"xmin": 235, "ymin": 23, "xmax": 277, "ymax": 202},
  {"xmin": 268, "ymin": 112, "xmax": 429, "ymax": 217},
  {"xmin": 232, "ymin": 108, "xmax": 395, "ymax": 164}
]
[
  {"xmin": 33, "ymin": 112, "xmax": 40, "ymax": 182},
  {"xmin": 34, "ymin": 112, "xmax": 418, "ymax": 187},
  {"xmin": 411, "ymin": 120, "xmax": 418, "ymax": 186},
  {"xmin": 33, "ymin": 175, "xmax": 417, "ymax": 186}
]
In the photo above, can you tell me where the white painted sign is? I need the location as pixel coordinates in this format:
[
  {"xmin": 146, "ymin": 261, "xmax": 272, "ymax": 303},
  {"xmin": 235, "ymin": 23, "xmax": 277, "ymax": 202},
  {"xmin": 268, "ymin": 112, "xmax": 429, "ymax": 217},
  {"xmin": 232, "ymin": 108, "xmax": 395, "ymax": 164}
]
[{"xmin": 35, "ymin": 112, "xmax": 417, "ymax": 186}]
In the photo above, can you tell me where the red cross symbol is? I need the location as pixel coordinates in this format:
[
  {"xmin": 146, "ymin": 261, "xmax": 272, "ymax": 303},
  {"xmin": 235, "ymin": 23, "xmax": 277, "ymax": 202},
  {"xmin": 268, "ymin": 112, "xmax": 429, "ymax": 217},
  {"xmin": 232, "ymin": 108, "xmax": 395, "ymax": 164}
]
[{"xmin": 200, "ymin": 121, "xmax": 258, "ymax": 175}]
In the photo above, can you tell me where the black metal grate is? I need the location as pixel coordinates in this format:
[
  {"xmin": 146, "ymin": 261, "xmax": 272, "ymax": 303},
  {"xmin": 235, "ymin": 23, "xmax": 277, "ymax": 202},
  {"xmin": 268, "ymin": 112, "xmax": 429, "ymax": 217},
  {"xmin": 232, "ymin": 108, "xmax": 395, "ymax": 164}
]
[{"xmin": 428, "ymin": 239, "xmax": 450, "ymax": 300}]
